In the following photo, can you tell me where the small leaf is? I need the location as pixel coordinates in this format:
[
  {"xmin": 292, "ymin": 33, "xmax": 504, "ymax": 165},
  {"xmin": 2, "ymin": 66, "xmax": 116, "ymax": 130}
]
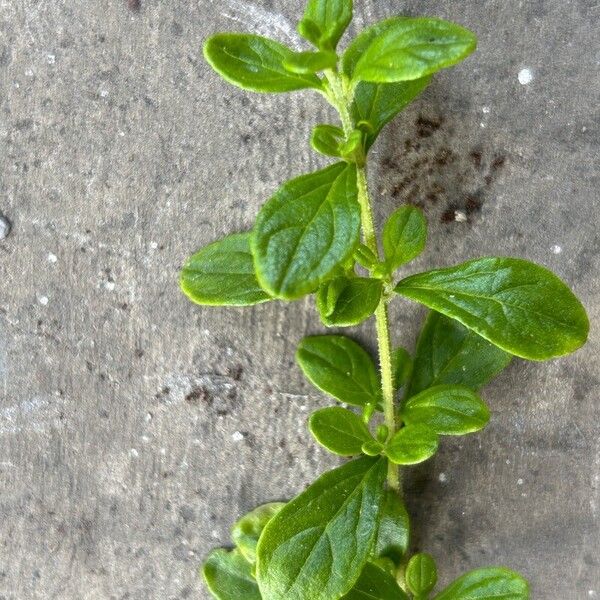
[
  {"xmin": 204, "ymin": 34, "xmax": 323, "ymax": 93},
  {"xmin": 300, "ymin": 0, "xmax": 353, "ymax": 49},
  {"xmin": 252, "ymin": 163, "xmax": 361, "ymax": 299},
  {"xmin": 408, "ymin": 311, "xmax": 512, "ymax": 397},
  {"xmin": 374, "ymin": 489, "xmax": 410, "ymax": 564},
  {"xmin": 406, "ymin": 553, "xmax": 438, "ymax": 597},
  {"xmin": 203, "ymin": 548, "xmax": 262, "ymax": 600},
  {"xmin": 339, "ymin": 129, "xmax": 366, "ymax": 166},
  {"xmin": 311, "ymin": 124, "xmax": 345, "ymax": 157},
  {"xmin": 256, "ymin": 456, "xmax": 387, "ymax": 600},
  {"xmin": 383, "ymin": 206, "xmax": 427, "ymax": 271},
  {"xmin": 395, "ymin": 257, "xmax": 589, "ymax": 360},
  {"xmin": 317, "ymin": 276, "xmax": 383, "ymax": 327},
  {"xmin": 284, "ymin": 50, "xmax": 337, "ymax": 74},
  {"xmin": 354, "ymin": 243, "xmax": 378, "ymax": 269},
  {"xmin": 402, "ymin": 385, "xmax": 490, "ymax": 436},
  {"xmin": 296, "ymin": 335, "xmax": 380, "ymax": 407},
  {"xmin": 231, "ymin": 502, "xmax": 286, "ymax": 564},
  {"xmin": 180, "ymin": 233, "xmax": 271, "ymax": 306},
  {"xmin": 361, "ymin": 440, "xmax": 384, "ymax": 456},
  {"xmin": 433, "ymin": 567, "xmax": 530, "ymax": 600},
  {"xmin": 385, "ymin": 424, "xmax": 438, "ymax": 465},
  {"xmin": 392, "ymin": 347, "xmax": 413, "ymax": 389},
  {"xmin": 352, "ymin": 79, "xmax": 431, "ymax": 149},
  {"xmin": 342, "ymin": 561, "xmax": 410, "ymax": 600},
  {"xmin": 309, "ymin": 406, "xmax": 373, "ymax": 456},
  {"xmin": 351, "ymin": 17, "xmax": 477, "ymax": 84}
]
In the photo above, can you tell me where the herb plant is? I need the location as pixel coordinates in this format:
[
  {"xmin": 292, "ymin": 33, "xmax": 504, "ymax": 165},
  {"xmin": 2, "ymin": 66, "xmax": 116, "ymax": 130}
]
[{"xmin": 180, "ymin": 2, "xmax": 589, "ymax": 598}]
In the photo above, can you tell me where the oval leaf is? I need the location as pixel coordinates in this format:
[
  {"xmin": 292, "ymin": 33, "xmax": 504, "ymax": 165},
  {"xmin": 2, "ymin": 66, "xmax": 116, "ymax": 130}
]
[
  {"xmin": 383, "ymin": 205, "xmax": 428, "ymax": 271},
  {"xmin": 342, "ymin": 561, "xmax": 409, "ymax": 600},
  {"xmin": 252, "ymin": 163, "xmax": 360, "ymax": 299},
  {"xmin": 180, "ymin": 233, "xmax": 271, "ymax": 306},
  {"xmin": 256, "ymin": 456, "xmax": 387, "ymax": 600},
  {"xmin": 408, "ymin": 311, "xmax": 512, "ymax": 397},
  {"xmin": 296, "ymin": 335, "xmax": 380, "ymax": 407},
  {"xmin": 406, "ymin": 553, "xmax": 438, "ymax": 597},
  {"xmin": 402, "ymin": 384, "xmax": 490, "ymax": 436},
  {"xmin": 231, "ymin": 502, "xmax": 286, "ymax": 564},
  {"xmin": 203, "ymin": 548, "xmax": 262, "ymax": 600},
  {"xmin": 385, "ymin": 424, "xmax": 438, "ymax": 465},
  {"xmin": 352, "ymin": 78, "xmax": 431, "ymax": 149},
  {"xmin": 311, "ymin": 124, "xmax": 345, "ymax": 157},
  {"xmin": 317, "ymin": 276, "xmax": 383, "ymax": 327},
  {"xmin": 204, "ymin": 34, "xmax": 322, "ymax": 93},
  {"xmin": 300, "ymin": 0, "xmax": 353, "ymax": 49},
  {"xmin": 351, "ymin": 17, "xmax": 477, "ymax": 84},
  {"xmin": 433, "ymin": 567, "xmax": 530, "ymax": 600},
  {"xmin": 374, "ymin": 489, "xmax": 410, "ymax": 565},
  {"xmin": 309, "ymin": 406, "xmax": 373, "ymax": 455},
  {"xmin": 395, "ymin": 257, "xmax": 589, "ymax": 360}
]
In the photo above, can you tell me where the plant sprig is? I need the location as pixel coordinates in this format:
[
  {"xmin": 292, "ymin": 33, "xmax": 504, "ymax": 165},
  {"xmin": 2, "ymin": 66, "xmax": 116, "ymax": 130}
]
[{"xmin": 180, "ymin": 1, "xmax": 589, "ymax": 598}]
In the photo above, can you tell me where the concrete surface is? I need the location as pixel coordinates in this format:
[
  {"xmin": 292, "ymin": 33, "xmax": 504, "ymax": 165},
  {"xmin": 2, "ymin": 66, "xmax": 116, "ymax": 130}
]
[{"xmin": 0, "ymin": 0, "xmax": 598, "ymax": 598}]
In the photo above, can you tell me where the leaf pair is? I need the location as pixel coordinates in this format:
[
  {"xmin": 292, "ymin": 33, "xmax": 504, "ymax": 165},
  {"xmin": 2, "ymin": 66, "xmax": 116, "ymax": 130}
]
[
  {"xmin": 203, "ymin": 502, "xmax": 285, "ymax": 599},
  {"xmin": 404, "ymin": 553, "xmax": 529, "ymax": 600}
]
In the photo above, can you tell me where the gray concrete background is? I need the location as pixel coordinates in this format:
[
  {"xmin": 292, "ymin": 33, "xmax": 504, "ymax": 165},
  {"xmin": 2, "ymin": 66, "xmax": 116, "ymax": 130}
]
[{"xmin": 0, "ymin": 0, "xmax": 598, "ymax": 598}]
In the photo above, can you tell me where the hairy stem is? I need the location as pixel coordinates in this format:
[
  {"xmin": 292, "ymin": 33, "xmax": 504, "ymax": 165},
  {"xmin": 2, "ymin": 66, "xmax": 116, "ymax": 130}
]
[{"xmin": 326, "ymin": 71, "xmax": 401, "ymax": 494}]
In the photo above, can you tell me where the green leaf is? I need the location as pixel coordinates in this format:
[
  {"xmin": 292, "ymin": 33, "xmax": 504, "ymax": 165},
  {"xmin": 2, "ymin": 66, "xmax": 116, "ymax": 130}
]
[
  {"xmin": 385, "ymin": 424, "xmax": 438, "ymax": 465},
  {"xmin": 311, "ymin": 124, "xmax": 345, "ymax": 157},
  {"xmin": 433, "ymin": 567, "xmax": 530, "ymax": 600},
  {"xmin": 350, "ymin": 17, "xmax": 477, "ymax": 84},
  {"xmin": 342, "ymin": 561, "xmax": 410, "ymax": 600},
  {"xmin": 309, "ymin": 407, "xmax": 373, "ymax": 455},
  {"xmin": 203, "ymin": 548, "xmax": 262, "ymax": 600},
  {"xmin": 231, "ymin": 502, "xmax": 286, "ymax": 564},
  {"xmin": 408, "ymin": 311, "xmax": 512, "ymax": 397},
  {"xmin": 252, "ymin": 163, "xmax": 361, "ymax": 300},
  {"xmin": 402, "ymin": 384, "xmax": 489, "ymax": 436},
  {"xmin": 284, "ymin": 50, "xmax": 338, "ymax": 74},
  {"xmin": 358, "ymin": 80, "xmax": 430, "ymax": 140},
  {"xmin": 180, "ymin": 233, "xmax": 271, "ymax": 306},
  {"xmin": 374, "ymin": 489, "xmax": 410, "ymax": 564},
  {"xmin": 352, "ymin": 78, "xmax": 431, "ymax": 149},
  {"xmin": 394, "ymin": 257, "xmax": 589, "ymax": 361},
  {"xmin": 317, "ymin": 276, "xmax": 383, "ymax": 327},
  {"xmin": 256, "ymin": 456, "xmax": 387, "ymax": 600},
  {"xmin": 203, "ymin": 34, "xmax": 322, "ymax": 93},
  {"xmin": 406, "ymin": 553, "xmax": 438, "ymax": 597},
  {"xmin": 300, "ymin": 0, "xmax": 353, "ymax": 50},
  {"xmin": 361, "ymin": 440, "xmax": 384, "ymax": 456},
  {"xmin": 354, "ymin": 244, "xmax": 379, "ymax": 270},
  {"xmin": 392, "ymin": 347, "xmax": 413, "ymax": 390},
  {"xmin": 296, "ymin": 335, "xmax": 380, "ymax": 407},
  {"xmin": 382, "ymin": 206, "xmax": 428, "ymax": 271}
]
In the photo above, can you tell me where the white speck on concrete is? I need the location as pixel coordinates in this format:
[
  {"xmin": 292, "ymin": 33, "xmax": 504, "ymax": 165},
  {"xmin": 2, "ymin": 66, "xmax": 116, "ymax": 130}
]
[
  {"xmin": 25, "ymin": 69, "xmax": 34, "ymax": 77},
  {"xmin": 551, "ymin": 244, "xmax": 562, "ymax": 254},
  {"xmin": 232, "ymin": 431, "xmax": 244, "ymax": 442},
  {"xmin": 518, "ymin": 68, "xmax": 534, "ymax": 85},
  {"xmin": 439, "ymin": 472, "xmax": 448, "ymax": 483},
  {"xmin": 299, "ymin": 405, "xmax": 307, "ymax": 412},
  {"xmin": 159, "ymin": 447, "xmax": 166, "ymax": 455},
  {"xmin": 0, "ymin": 216, "xmax": 11, "ymax": 239},
  {"xmin": 145, "ymin": 412, "xmax": 153, "ymax": 422},
  {"xmin": 149, "ymin": 241, "xmax": 158, "ymax": 250},
  {"xmin": 130, "ymin": 448, "xmax": 139, "ymax": 458},
  {"xmin": 517, "ymin": 478, "xmax": 524, "ymax": 485},
  {"xmin": 47, "ymin": 253, "xmax": 57, "ymax": 263},
  {"xmin": 482, "ymin": 106, "xmax": 491, "ymax": 114},
  {"xmin": 454, "ymin": 210, "xmax": 468, "ymax": 222},
  {"xmin": 141, "ymin": 435, "xmax": 150, "ymax": 442},
  {"xmin": 38, "ymin": 295, "xmax": 49, "ymax": 306},
  {"xmin": 100, "ymin": 89, "xmax": 109, "ymax": 98},
  {"xmin": 46, "ymin": 54, "xmax": 56, "ymax": 65},
  {"xmin": 588, "ymin": 591, "xmax": 596, "ymax": 598},
  {"xmin": 506, "ymin": 459, "xmax": 511, "ymax": 465},
  {"xmin": 104, "ymin": 281, "xmax": 116, "ymax": 291}
]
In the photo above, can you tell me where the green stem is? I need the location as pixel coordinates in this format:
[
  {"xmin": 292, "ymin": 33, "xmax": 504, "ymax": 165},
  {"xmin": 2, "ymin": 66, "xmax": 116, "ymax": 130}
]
[{"xmin": 326, "ymin": 71, "xmax": 401, "ymax": 494}]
